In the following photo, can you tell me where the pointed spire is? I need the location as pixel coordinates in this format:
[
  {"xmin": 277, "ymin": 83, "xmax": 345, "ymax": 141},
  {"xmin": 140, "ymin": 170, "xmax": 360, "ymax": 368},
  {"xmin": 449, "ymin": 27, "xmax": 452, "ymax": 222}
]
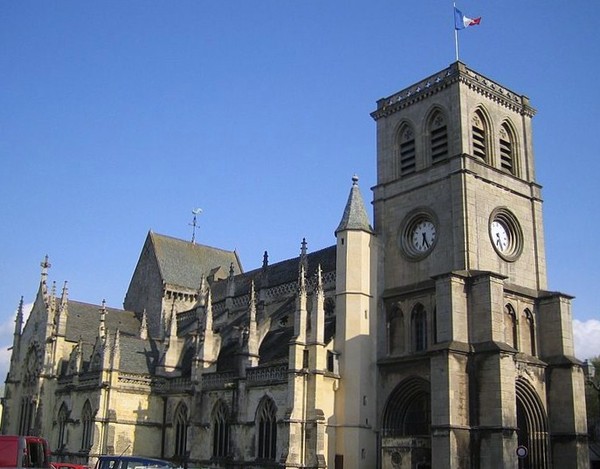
[
  {"xmin": 335, "ymin": 175, "xmax": 373, "ymax": 235},
  {"xmin": 14, "ymin": 296, "xmax": 24, "ymax": 337},
  {"xmin": 60, "ymin": 281, "xmax": 69, "ymax": 307},
  {"xmin": 262, "ymin": 251, "xmax": 269, "ymax": 270},
  {"xmin": 205, "ymin": 286, "xmax": 214, "ymax": 332},
  {"xmin": 40, "ymin": 255, "xmax": 51, "ymax": 285},
  {"xmin": 298, "ymin": 263, "xmax": 307, "ymax": 294},
  {"xmin": 55, "ymin": 281, "xmax": 69, "ymax": 337},
  {"xmin": 140, "ymin": 309, "xmax": 148, "ymax": 340},
  {"xmin": 197, "ymin": 276, "xmax": 207, "ymax": 307},
  {"xmin": 299, "ymin": 238, "xmax": 308, "ymax": 273},
  {"xmin": 168, "ymin": 304, "xmax": 178, "ymax": 339},
  {"xmin": 49, "ymin": 281, "xmax": 57, "ymax": 312},
  {"xmin": 227, "ymin": 262, "xmax": 236, "ymax": 298},
  {"xmin": 295, "ymin": 264, "xmax": 308, "ymax": 342},
  {"xmin": 311, "ymin": 264, "xmax": 325, "ymax": 344},
  {"xmin": 75, "ymin": 336, "xmax": 84, "ymax": 373},
  {"xmin": 98, "ymin": 299, "xmax": 107, "ymax": 339},
  {"xmin": 249, "ymin": 280, "xmax": 257, "ymax": 323},
  {"xmin": 112, "ymin": 329, "xmax": 121, "ymax": 369}
]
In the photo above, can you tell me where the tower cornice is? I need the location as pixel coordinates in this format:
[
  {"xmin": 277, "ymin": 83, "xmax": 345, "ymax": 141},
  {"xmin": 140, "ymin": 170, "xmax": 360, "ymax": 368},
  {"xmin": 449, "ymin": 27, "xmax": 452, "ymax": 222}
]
[{"xmin": 371, "ymin": 62, "xmax": 536, "ymax": 121}]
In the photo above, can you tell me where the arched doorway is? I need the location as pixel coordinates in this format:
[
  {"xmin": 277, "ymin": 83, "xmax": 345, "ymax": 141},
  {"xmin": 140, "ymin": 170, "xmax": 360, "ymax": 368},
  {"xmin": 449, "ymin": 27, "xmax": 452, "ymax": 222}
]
[
  {"xmin": 516, "ymin": 378, "xmax": 550, "ymax": 468},
  {"xmin": 381, "ymin": 377, "xmax": 431, "ymax": 469}
]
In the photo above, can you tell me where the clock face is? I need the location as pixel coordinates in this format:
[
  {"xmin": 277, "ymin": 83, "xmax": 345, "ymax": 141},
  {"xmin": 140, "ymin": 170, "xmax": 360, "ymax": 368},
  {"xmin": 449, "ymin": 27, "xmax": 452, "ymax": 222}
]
[
  {"xmin": 489, "ymin": 209, "xmax": 523, "ymax": 261},
  {"xmin": 411, "ymin": 220, "xmax": 436, "ymax": 252},
  {"xmin": 490, "ymin": 220, "xmax": 509, "ymax": 252},
  {"xmin": 400, "ymin": 210, "xmax": 439, "ymax": 260}
]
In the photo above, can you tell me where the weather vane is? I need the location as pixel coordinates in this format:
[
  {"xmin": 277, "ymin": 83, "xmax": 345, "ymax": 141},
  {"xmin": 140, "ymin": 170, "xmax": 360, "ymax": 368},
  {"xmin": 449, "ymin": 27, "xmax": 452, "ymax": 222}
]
[{"xmin": 190, "ymin": 208, "xmax": 202, "ymax": 244}]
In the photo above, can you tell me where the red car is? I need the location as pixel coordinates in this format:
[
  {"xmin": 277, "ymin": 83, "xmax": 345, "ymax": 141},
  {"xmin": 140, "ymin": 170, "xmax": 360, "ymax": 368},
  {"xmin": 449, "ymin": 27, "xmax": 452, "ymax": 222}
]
[{"xmin": 51, "ymin": 464, "xmax": 88, "ymax": 469}]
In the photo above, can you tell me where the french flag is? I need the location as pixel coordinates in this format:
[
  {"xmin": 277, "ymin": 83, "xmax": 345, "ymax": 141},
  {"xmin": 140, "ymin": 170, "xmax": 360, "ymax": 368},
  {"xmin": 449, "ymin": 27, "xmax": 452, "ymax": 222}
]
[{"xmin": 454, "ymin": 7, "xmax": 481, "ymax": 30}]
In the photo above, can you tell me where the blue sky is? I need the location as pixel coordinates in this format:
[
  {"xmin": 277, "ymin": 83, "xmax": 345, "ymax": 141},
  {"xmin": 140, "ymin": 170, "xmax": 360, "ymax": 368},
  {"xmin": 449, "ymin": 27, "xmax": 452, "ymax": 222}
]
[{"xmin": 1, "ymin": 1, "xmax": 599, "ymax": 377}]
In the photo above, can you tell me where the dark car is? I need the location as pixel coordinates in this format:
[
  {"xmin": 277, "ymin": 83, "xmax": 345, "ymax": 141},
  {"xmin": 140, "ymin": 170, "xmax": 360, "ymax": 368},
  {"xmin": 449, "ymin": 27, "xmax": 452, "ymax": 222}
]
[{"xmin": 93, "ymin": 456, "xmax": 179, "ymax": 469}]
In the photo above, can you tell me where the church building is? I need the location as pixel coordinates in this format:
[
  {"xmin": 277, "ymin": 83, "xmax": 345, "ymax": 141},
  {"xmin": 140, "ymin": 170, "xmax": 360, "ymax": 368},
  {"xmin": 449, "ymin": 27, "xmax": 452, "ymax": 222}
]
[{"xmin": 1, "ymin": 62, "xmax": 590, "ymax": 468}]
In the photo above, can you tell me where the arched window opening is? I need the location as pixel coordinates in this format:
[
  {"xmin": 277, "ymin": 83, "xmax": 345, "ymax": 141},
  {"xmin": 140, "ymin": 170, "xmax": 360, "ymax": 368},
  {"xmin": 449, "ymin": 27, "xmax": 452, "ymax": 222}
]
[
  {"xmin": 81, "ymin": 401, "xmax": 94, "ymax": 451},
  {"xmin": 212, "ymin": 401, "xmax": 230, "ymax": 458},
  {"xmin": 516, "ymin": 379, "xmax": 550, "ymax": 468},
  {"xmin": 388, "ymin": 306, "xmax": 405, "ymax": 355},
  {"xmin": 19, "ymin": 397, "xmax": 34, "ymax": 436},
  {"xmin": 504, "ymin": 304, "xmax": 518, "ymax": 350},
  {"xmin": 499, "ymin": 123, "xmax": 516, "ymax": 174},
  {"xmin": 256, "ymin": 397, "xmax": 277, "ymax": 460},
  {"xmin": 57, "ymin": 403, "xmax": 68, "ymax": 450},
  {"xmin": 412, "ymin": 304, "xmax": 427, "ymax": 352},
  {"xmin": 398, "ymin": 124, "xmax": 416, "ymax": 176},
  {"xmin": 430, "ymin": 111, "xmax": 448, "ymax": 163},
  {"xmin": 174, "ymin": 403, "xmax": 188, "ymax": 459},
  {"xmin": 523, "ymin": 309, "xmax": 536, "ymax": 356},
  {"xmin": 472, "ymin": 110, "xmax": 488, "ymax": 161}
]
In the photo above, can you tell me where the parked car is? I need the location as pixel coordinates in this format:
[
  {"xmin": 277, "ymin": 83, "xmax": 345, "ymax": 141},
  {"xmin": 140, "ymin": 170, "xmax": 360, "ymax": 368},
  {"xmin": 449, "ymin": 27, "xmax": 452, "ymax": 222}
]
[
  {"xmin": 93, "ymin": 456, "xmax": 179, "ymax": 469},
  {"xmin": 0, "ymin": 435, "xmax": 51, "ymax": 469}
]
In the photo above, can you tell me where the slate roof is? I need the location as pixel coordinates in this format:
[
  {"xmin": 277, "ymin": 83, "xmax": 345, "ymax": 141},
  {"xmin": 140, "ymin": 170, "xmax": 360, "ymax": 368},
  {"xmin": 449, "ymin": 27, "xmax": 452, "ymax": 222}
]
[
  {"xmin": 335, "ymin": 175, "xmax": 373, "ymax": 234},
  {"xmin": 210, "ymin": 245, "xmax": 337, "ymax": 300},
  {"xmin": 117, "ymin": 334, "xmax": 159, "ymax": 374},
  {"xmin": 65, "ymin": 300, "xmax": 140, "ymax": 344},
  {"xmin": 150, "ymin": 232, "xmax": 242, "ymax": 290}
]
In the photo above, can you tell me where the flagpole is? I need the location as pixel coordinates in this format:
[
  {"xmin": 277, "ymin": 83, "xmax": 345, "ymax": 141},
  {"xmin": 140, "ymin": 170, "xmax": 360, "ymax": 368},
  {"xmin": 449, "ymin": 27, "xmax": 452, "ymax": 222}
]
[{"xmin": 453, "ymin": 2, "xmax": 459, "ymax": 61}]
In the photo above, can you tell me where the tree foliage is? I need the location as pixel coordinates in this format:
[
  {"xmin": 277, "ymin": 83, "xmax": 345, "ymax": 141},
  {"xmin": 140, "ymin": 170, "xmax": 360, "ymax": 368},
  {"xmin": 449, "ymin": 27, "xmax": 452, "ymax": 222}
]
[{"xmin": 585, "ymin": 356, "xmax": 600, "ymax": 440}]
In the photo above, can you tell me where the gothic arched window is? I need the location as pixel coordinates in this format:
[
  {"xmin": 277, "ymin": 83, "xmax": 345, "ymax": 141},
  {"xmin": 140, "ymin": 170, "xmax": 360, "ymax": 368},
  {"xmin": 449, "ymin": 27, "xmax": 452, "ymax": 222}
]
[
  {"xmin": 397, "ymin": 123, "xmax": 416, "ymax": 176},
  {"xmin": 499, "ymin": 122, "xmax": 517, "ymax": 174},
  {"xmin": 504, "ymin": 304, "xmax": 518, "ymax": 350},
  {"xmin": 412, "ymin": 304, "xmax": 427, "ymax": 352},
  {"xmin": 212, "ymin": 401, "xmax": 230, "ymax": 458},
  {"xmin": 57, "ymin": 403, "xmax": 68, "ymax": 450},
  {"xmin": 18, "ymin": 397, "xmax": 34, "ymax": 435},
  {"xmin": 472, "ymin": 110, "xmax": 489, "ymax": 161},
  {"xmin": 429, "ymin": 110, "xmax": 448, "ymax": 163},
  {"xmin": 174, "ymin": 403, "xmax": 188, "ymax": 459},
  {"xmin": 256, "ymin": 397, "xmax": 277, "ymax": 460},
  {"xmin": 81, "ymin": 400, "xmax": 94, "ymax": 451},
  {"xmin": 388, "ymin": 306, "xmax": 405, "ymax": 355},
  {"xmin": 523, "ymin": 309, "xmax": 536, "ymax": 356}
]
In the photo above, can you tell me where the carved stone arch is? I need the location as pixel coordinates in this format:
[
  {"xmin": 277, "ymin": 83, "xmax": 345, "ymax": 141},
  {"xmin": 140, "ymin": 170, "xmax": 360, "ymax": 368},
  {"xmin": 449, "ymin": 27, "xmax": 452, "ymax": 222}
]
[
  {"xmin": 394, "ymin": 119, "xmax": 417, "ymax": 177},
  {"xmin": 515, "ymin": 377, "xmax": 550, "ymax": 468},
  {"xmin": 424, "ymin": 105, "xmax": 449, "ymax": 164},
  {"xmin": 499, "ymin": 119, "xmax": 520, "ymax": 175},
  {"xmin": 471, "ymin": 106, "xmax": 494, "ymax": 163},
  {"xmin": 382, "ymin": 376, "xmax": 431, "ymax": 437}
]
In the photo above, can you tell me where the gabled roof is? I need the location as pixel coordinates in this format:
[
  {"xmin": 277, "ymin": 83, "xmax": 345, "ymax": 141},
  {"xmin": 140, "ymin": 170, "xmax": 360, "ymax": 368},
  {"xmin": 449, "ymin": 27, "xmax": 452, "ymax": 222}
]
[
  {"xmin": 335, "ymin": 175, "xmax": 373, "ymax": 234},
  {"xmin": 150, "ymin": 232, "xmax": 242, "ymax": 290}
]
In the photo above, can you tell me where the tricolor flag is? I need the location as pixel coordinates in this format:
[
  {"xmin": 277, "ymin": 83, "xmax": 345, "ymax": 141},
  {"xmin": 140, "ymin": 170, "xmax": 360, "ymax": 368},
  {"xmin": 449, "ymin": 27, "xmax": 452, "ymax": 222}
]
[{"xmin": 454, "ymin": 7, "xmax": 481, "ymax": 30}]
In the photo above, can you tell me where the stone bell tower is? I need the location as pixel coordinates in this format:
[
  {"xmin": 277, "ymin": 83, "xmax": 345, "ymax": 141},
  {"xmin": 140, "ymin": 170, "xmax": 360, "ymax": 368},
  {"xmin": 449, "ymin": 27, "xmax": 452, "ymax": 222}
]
[{"xmin": 371, "ymin": 62, "xmax": 588, "ymax": 468}]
